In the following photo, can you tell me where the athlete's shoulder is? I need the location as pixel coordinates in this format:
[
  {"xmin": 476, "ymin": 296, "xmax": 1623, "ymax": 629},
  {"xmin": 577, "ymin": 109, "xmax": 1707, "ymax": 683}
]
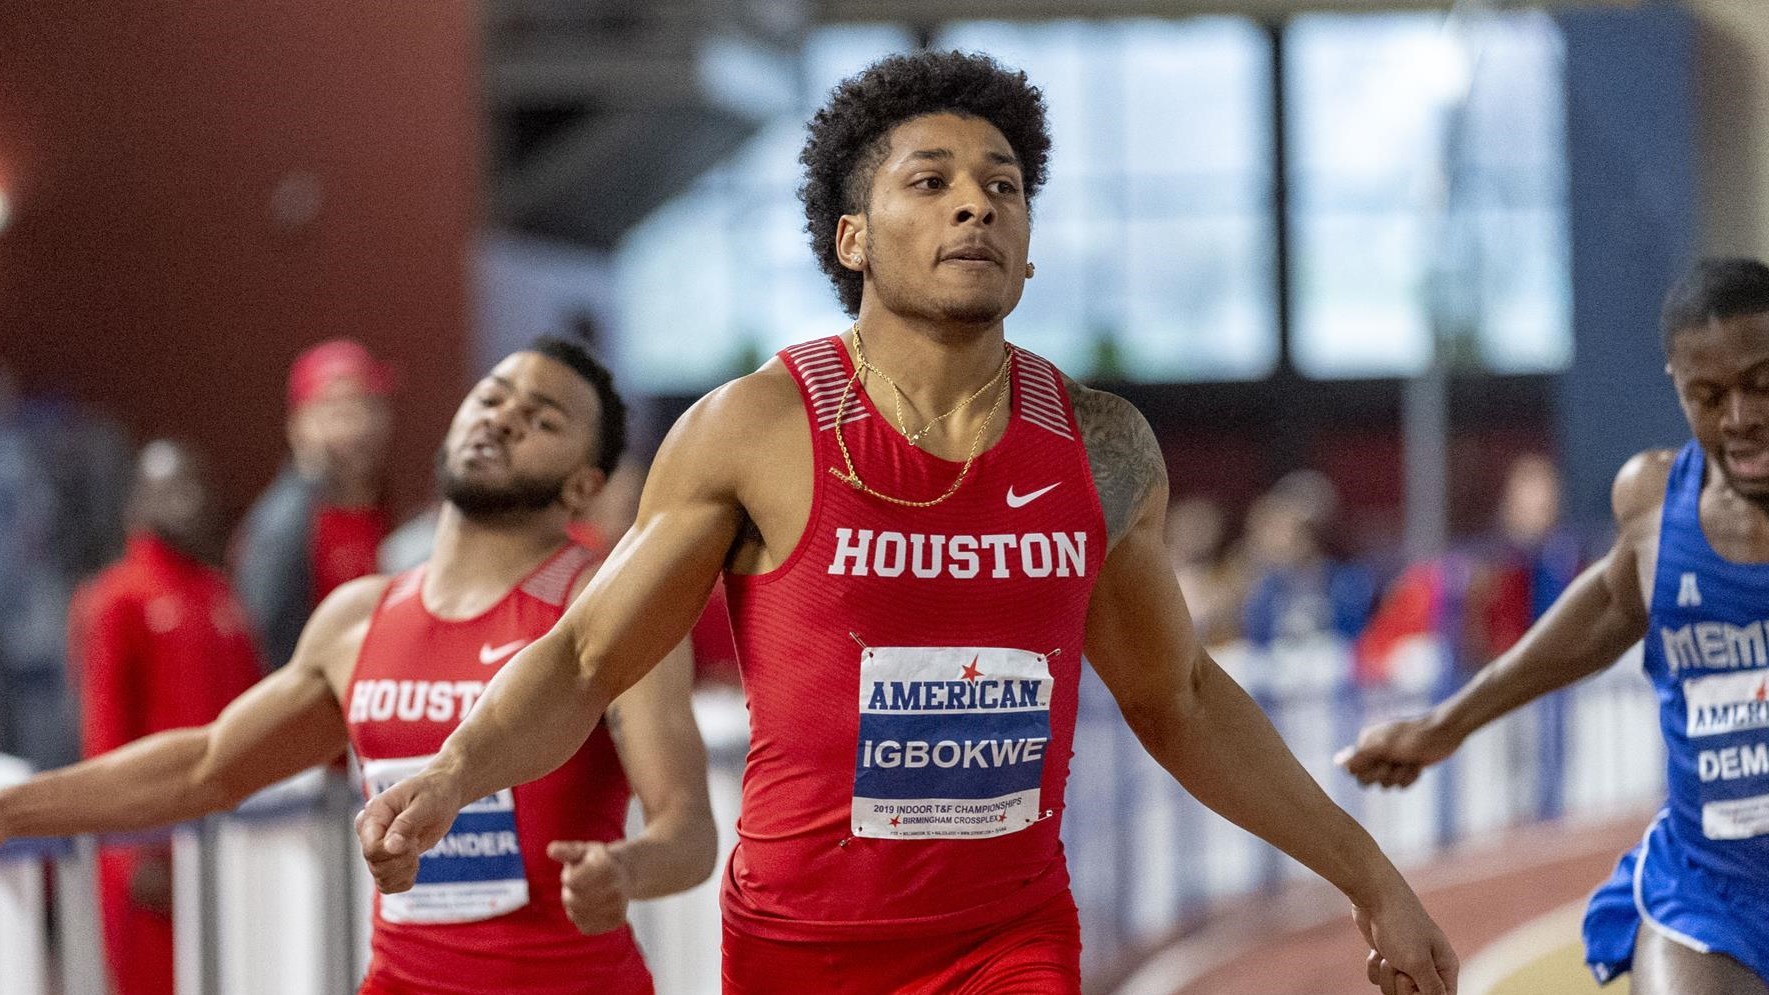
[
  {"xmin": 680, "ymin": 358, "xmax": 800, "ymax": 428},
  {"xmin": 296, "ymin": 574, "xmax": 393, "ymax": 678},
  {"xmin": 318, "ymin": 572, "xmax": 395, "ymax": 618},
  {"xmin": 721, "ymin": 356, "xmax": 805, "ymax": 416},
  {"xmin": 1613, "ymin": 448, "xmax": 1678, "ymax": 527},
  {"xmin": 664, "ymin": 357, "xmax": 806, "ymax": 461},
  {"xmin": 1062, "ymin": 376, "xmax": 1164, "ymax": 543}
]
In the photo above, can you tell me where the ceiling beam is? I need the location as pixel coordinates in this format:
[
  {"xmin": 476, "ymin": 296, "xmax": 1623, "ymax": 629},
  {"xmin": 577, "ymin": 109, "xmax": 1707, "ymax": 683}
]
[
  {"xmin": 493, "ymin": 111, "xmax": 656, "ymax": 219},
  {"xmin": 487, "ymin": 44, "xmax": 701, "ymax": 107}
]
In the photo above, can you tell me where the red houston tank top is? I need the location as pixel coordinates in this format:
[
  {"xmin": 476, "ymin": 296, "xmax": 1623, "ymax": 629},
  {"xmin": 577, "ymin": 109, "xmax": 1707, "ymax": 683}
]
[
  {"xmin": 345, "ymin": 542, "xmax": 651, "ymax": 994},
  {"xmin": 722, "ymin": 335, "xmax": 1106, "ymax": 942}
]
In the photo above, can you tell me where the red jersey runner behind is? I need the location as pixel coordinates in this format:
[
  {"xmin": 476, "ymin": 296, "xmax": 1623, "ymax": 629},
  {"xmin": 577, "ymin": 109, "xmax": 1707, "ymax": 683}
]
[
  {"xmin": 721, "ymin": 337, "xmax": 1103, "ymax": 988},
  {"xmin": 346, "ymin": 542, "xmax": 652, "ymax": 995}
]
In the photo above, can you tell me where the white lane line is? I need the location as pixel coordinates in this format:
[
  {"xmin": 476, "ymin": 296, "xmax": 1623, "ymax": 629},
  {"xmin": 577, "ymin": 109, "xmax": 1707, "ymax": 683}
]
[{"xmin": 1459, "ymin": 900, "xmax": 1593, "ymax": 995}]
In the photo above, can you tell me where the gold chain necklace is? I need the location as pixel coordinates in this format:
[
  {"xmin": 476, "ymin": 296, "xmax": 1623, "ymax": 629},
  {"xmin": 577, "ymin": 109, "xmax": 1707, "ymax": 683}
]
[
  {"xmin": 828, "ymin": 329, "xmax": 1014, "ymax": 508},
  {"xmin": 853, "ymin": 326, "xmax": 1008, "ymax": 448}
]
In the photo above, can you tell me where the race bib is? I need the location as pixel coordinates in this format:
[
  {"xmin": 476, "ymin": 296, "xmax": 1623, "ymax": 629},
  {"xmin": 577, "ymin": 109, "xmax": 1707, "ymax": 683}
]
[
  {"xmin": 852, "ymin": 645, "xmax": 1051, "ymax": 840},
  {"xmin": 1703, "ymin": 793, "xmax": 1769, "ymax": 840},
  {"xmin": 361, "ymin": 756, "xmax": 529, "ymax": 924},
  {"xmin": 1683, "ymin": 669, "xmax": 1769, "ymax": 841},
  {"xmin": 1684, "ymin": 670, "xmax": 1769, "ymax": 738}
]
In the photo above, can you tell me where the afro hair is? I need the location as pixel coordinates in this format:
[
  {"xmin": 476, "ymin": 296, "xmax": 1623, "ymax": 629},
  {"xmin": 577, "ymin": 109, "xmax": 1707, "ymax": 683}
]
[{"xmin": 798, "ymin": 50, "xmax": 1052, "ymax": 317}]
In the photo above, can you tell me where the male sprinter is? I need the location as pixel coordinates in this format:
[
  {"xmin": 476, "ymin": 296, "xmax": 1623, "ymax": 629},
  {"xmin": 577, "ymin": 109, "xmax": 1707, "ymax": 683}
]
[
  {"xmin": 0, "ymin": 339, "xmax": 717, "ymax": 995},
  {"xmin": 361, "ymin": 53, "xmax": 1456, "ymax": 995},
  {"xmin": 1340, "ymin": 258, "xmax": 1769, "ymax": 994}
]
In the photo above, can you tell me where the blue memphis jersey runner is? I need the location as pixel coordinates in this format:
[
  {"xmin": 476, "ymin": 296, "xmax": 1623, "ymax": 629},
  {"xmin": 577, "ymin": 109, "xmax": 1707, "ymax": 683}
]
[{"xmin": 1645, "ymin": 441, "xmax": 1769, "ymax": 881}]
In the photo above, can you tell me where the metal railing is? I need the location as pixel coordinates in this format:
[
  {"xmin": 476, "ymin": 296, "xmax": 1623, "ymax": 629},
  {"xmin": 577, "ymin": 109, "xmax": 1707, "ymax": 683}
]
[
  {"xmin": 0, "ymin": 646, "xmax": 1663, "ymax": 994},
  {"xmin": 1064, "ymin": 637, "xmax": 1663, "ymax": 977}
]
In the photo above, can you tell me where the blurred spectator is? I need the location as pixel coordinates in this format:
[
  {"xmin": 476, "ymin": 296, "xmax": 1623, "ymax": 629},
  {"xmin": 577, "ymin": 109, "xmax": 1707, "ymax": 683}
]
[
  {"xmin": 0, "ymin": 367, "xmax": 131, "ymax": 768},
  {"xmin": 1164, "ymin": 496, "xmax": 1245, "ymax": 647},
  {"xmin": 69, "ymin": 440, "xmax": 262, "ymax": 995},
  {"xmin": 1242, "ymin": 471, "xmax": 1377, "ymax": 647},
  {"xmin": 234, "ymin": 340, "xmax": 393, "ymax": 669},
  {"xmin": 1469, "ymin": 453, "xmax": 1582, "ymax": 660},
  {"xmin": 1356, "ymin": 453, "xmax": 1583, "ymax": 685}
]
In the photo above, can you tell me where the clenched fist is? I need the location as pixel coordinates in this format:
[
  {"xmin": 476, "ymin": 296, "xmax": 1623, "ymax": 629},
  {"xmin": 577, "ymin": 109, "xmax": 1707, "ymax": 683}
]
[
  {"xmin": 1336, "ymin": 715, "xmax": 1461, "ymax": 790},
  {"xmin": 356, "ymin": 769, "xmax": 465, "ymax": 894},
  {"xmin": 549, "ymin": 840, "xmax": 635, "ymax": 935}
]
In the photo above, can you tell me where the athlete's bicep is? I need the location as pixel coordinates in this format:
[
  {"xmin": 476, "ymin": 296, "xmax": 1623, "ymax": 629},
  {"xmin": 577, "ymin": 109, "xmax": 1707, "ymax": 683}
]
[
  {"xmin": 1594, "ymin": 543, "xmax": 1651, "ymax": 636},
  {"xmin": 1082, "ymin": 450, "xmax": 1211, "ymax": 727},
  {"xmin": 559, "ymin": 388, "xmax": 753, "ymax": 701},
  {"xmin": 193, "ymin": 662, "xmax": 349, "ymax": 805},
  {"xmin": 1597, "ymin": 449, "xmax": 1673, "ymax": 632},
  {"xmin": 190, "ymin": 577, "xmax": 378, "ymax": 804}
]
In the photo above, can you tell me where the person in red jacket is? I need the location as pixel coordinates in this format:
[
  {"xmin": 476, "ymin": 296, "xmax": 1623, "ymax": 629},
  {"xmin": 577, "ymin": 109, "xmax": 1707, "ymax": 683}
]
[{"xmin": 68, "ymin": 439, "xmax": 262, "ymax": 995}]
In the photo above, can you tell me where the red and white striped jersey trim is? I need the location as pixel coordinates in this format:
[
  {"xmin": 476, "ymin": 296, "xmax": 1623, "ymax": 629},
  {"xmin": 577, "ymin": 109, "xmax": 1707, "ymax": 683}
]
[
  {"xmin": 784, "ymin": 339, "xmax": 869, "ymax": 433},
  {"xmin": 520, "ymin": 545, "xmax": 598, "ymax": 606},
  {"xmin": 384, "ymin": 569, "xmax": 424, "ymax": 608},
  {"xmin": 1014, "ymin": 350, "xmax": 1076, "ymax": 440}
]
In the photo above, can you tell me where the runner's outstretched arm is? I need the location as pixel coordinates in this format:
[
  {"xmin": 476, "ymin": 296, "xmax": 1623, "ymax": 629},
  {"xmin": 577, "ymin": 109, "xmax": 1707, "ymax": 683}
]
[
  {"xmin": 1337, "ymin": 451, "xmax": 1665, "ymax": 789},
  {"xmin": 0, "ymin": 577, "xmax": 374, "ymax": 842},
  {"xmin": 1075, "ymin": 387, "xmax": 1457, "ymax": 995}
]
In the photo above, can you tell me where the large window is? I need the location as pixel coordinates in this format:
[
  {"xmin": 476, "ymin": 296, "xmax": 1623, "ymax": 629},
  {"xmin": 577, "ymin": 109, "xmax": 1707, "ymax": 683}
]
[
  {"xmin": 610, "ymin": 12, "xmax": 1570, "ymax": 394},
  {"xmin": 1285, "ymin": 10, "xmax": 1570, "ymax": 378},
  {"xmin": 615, "ymin": 25, "xmax": 916, "ymax": 391},
  {"xmin": 935, "ymin": 19, "xmax": 1276, "ymax": 382}
]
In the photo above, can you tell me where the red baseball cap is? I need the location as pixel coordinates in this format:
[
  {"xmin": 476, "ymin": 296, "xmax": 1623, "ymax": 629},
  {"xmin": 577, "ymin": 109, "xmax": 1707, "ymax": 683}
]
[{"xmin": 287, "ymin": 339, "xmax": 394, "ymax": 410}]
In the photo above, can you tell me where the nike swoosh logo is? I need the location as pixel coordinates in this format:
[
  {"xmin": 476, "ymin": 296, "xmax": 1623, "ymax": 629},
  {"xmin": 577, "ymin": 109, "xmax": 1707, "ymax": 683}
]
[
  {"xmin": 479, "ymin": 640, "xmax": 531, "ymax": 666},
  {"xmin": 1006, "ymin": 482, "xmax": 1060, "ymax": 508}
]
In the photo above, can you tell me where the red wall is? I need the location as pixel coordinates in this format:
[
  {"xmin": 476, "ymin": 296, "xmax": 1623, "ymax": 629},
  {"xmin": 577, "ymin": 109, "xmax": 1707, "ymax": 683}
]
[{"xmin": 0, "ymin": 0, "xmax": 479, "ymax": 518}]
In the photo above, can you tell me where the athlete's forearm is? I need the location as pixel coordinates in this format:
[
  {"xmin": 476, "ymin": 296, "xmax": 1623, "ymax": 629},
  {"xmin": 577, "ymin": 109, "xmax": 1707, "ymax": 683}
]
[
  {"xmin": 611, "ymin": 805, "xmax": 719, "ymax": 900},
  {"xmin": 431, "ymin": 503, "xmax": 730, "ymax": 804},
  {"xmin": 430, "ymin": 625, "xmax": 612, "ymax": 804},
  {"xmin": 1128, "ymin": 654, "xmax": 1404, "ymax": 905},
  {"xmin": 1430, "ymin": 559, "xmax": 1644, "ymax": 744},
  {"xmin": 603, "ymin": 642, "xmax": 719, "ymax": 900},
  {"xmin": 0, "ymin": 728, "xmax": 235, "ymax": 840}
]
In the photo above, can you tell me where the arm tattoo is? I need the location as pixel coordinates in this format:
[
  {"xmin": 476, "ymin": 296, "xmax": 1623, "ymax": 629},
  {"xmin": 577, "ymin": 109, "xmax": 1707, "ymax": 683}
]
[{"xmin": 1067, "ymin": 379, "xmax": 1165, "ymax": 544}]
